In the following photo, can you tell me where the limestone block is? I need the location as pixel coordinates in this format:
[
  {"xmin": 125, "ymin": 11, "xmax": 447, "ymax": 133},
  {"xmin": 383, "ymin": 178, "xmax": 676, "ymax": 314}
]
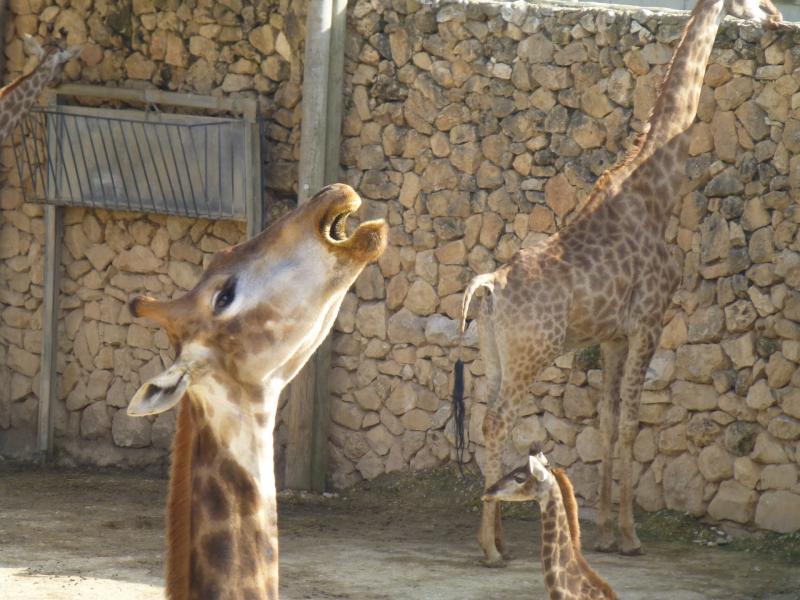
[
  {"xmin": 575, "ymin": 426, "xmax": 603, "ymax": 463},
  {"xmin": 663, "ymin": 453, "xmax": 706, "ymax": 516},
  {"xmin": 356, "ymin": 451, "xmax": 385, "ymax": 480},
  {"xmin": 659, "ymin": 423, "xmax": 688, "ymax": 454},
  {"xmin": 767, "ymin": 415, "xmax": 800, "ymax": 441},
  {"xmin": 734, "ymin": 456, "xmax": 762, "ymax": 489},
  {"xmin": 759, "ymin": 464, "xmax": 798, "ymax": 490},
  {"xmin": 112, "ymin": 410, "xmax": 151, "ymax": 448},
  {"xmin": 721, "ymin": 332, "xmax": 756, "ymax": 368},
  {"xmin": 643, "ymin": 350, "xmax": 675, "ymax": 391},
  {"xmin": 563, "ymin": 385, "xmax": 595, "ymax": 419},
  {"xmin": 331, "ymin": 398, "xmax": 364, "ymax": 431},
  {"xmin": 80, "ymin": 402, "xmax": 110, "ymax": 440},
  {"xmin": 387, "ymin": 309, "xmax": 426, "ymax": 345},
  {"xmin": 355, "ymin": 302, "xmax": 386, "ymax": 340},
  {"xmin": 543, "ymin": 413, "xmax": 577, "ymax": 445},
  {"xmin": 746, "ymin": 379, "xmax": 775, "ymax": 411},
  {"xmin": 707, "ymin": 480, "xmax": 758, "ymax": 524},
  {"xmin": 751, "ymin": 432, "xmax": 788, "ymax": 464},
  {"xmin": 671, "ymin": 381, "xmax": 717, "ymax": 411},
  {"xmin": 675, "ymin": 344, "xmax": 726, "ymax": 383},
  {"xmin": 636, "ymin": 467, "xmax": 665, "ymax": 512},
  {"xmin": 687, "ymin": 413, "xmax": 721, "ymax": 447},
  {"xmin": 698, "ymin": 445, "xmax": 734, "ymax": 482},
  {"xmin": 754, "ymin": 491, "xmax": 800, "ymax": 533}
]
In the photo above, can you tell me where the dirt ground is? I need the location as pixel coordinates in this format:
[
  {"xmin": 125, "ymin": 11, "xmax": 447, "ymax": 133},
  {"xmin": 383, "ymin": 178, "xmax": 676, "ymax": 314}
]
[{"xmin": 1, "ymin": 464, "xmax": 798, "ymax": 600}]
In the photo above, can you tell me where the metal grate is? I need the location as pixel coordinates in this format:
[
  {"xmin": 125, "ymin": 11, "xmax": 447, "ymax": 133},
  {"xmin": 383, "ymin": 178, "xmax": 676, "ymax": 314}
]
[{"xmin": 14, "ymin": 105, "xmax": 256, "ymax": 221}]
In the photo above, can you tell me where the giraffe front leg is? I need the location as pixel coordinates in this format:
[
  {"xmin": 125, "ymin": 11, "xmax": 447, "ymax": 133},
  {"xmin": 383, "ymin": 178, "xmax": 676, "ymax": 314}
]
[
  {"xmin": 478, "ymin": 406, "xmax": 508, "ymax": 566},
  {"xmin": 595, "ymin": 339, "xmax": 626, "ymax": 553},
  {"xmin": 617, "ymin": 330, "xmax": 658, "ymax": 556}
]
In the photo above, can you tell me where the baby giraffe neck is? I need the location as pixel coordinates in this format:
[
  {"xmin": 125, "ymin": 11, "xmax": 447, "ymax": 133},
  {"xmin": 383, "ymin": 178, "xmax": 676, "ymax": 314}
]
[
  {"xmin": 166, "ymin": 395, "xmax": 279, "ymax": 600},
  {"xmin": 539, "ymin": 486, "xmax": 578, "ymax": 598}
]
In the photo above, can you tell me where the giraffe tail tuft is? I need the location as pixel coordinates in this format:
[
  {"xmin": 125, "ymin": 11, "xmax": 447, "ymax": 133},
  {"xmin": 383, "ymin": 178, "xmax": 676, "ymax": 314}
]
[{"xmin": 452, "ymin": 358, "xmax": 466, "ymax": 470}]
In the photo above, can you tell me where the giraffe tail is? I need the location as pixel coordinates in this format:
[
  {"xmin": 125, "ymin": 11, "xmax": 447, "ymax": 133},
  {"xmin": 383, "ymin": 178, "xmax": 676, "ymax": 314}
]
[{"xmin": 452, "ymin": 272, "xmax": 496, "ymax": 472}]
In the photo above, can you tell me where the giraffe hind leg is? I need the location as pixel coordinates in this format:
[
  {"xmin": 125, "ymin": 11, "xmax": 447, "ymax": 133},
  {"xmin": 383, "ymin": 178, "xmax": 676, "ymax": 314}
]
[
  {"xmin": 595, "ymin": 338, "xmax": 626, "ymax": 553},
  {"xmin": 617, "ymin": 329, "xmax": 658, "ymax": 556}
]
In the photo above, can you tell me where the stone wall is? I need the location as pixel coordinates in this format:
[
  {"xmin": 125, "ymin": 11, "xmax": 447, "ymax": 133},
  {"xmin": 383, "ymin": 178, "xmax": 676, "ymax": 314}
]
[
  {"xmin": 328, "ymin": 0, "xmax": 800, "ymax": 532},
  {"xmin": 0, "ymin": 0, "xmax": 306, "ymax": 464}
]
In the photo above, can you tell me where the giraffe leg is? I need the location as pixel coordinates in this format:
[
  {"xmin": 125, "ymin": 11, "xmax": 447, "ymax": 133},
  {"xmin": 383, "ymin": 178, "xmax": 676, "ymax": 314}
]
[
  {"xmin": 479, "ymin": 406, "xmax": 507, "ymax": 566},
  {"xmin": 595, "ymin": 338, "xmax": 626, "ymax": 553},
  {"xmin": 479, "ymin": 397, "xmax": 524, "ymax": 565},
  {"xmin": 477, "ymin": 298, "xmax": 507, "ymax": 566},
  {"xmin": 618, "ymin": 329, "xmax": 658, "ymax": 556}
]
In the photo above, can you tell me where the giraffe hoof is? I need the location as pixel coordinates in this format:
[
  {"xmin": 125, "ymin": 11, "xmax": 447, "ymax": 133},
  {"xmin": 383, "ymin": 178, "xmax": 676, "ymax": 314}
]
[
  {"xmin": 479, "ymin": 557, "xmax": 508, "ymax": 569},
  {"xmin": 620, "ymin": 545, "xmax": 645, "ymax": 557},
  {"xmin": 594, "ymin": 540, "xmax": 618, "ymax": 553}
]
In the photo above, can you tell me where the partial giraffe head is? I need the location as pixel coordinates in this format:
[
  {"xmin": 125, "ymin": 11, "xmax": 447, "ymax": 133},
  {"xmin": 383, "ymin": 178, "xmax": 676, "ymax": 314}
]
[
  {"xmin": 23, "ymin": 29, "xmax": 82, "ymax": 82},
  {"xmin": 482, "ymin": 445, "xmax": 557, "ymax": 504},
  {"xmin": 127, "ymin": 183, "xmax": 387, "ymax": 418},
  {"xmin": 723, "ymin": 0, "xmax": 782, "ymax": 26}
]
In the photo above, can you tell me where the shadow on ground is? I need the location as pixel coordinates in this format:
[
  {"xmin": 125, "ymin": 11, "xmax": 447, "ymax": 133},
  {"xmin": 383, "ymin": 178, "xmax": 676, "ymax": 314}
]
[{"xmin": 0, "ymin": 463, "xmax": 798, "ymax": 599}]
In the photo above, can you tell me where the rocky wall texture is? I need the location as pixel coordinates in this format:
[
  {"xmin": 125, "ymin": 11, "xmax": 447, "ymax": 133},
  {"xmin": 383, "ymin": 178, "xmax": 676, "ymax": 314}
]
[
  {"xmin": 0, "ymin": 0, "xmax": 305, "ymax": 463},
  {"xmin": 328, "ymin": 0, "xmax": 800, "ymax": 532}
]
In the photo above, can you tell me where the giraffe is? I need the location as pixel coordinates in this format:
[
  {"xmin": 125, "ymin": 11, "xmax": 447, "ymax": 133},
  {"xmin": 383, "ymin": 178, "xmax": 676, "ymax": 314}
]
[
  {"xmin": 0, "ymin": 32, "xmax": 81, "ymax": 144},
  {"xmin": 125, "ymin": 183, "xmax": 387, "ymax": 600},
  {"xmin": 453, "ymin": 0, "xmax": 783, "ymax": 564},
  {"xmin": 484, "ymin": 447, "xmax": 618, "ymax": 600}
]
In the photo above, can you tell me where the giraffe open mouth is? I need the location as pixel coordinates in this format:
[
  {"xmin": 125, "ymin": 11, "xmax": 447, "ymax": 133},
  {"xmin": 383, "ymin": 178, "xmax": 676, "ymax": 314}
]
[{"xmin": 321, "ymin": 190, "xmax": 362, "ymax": 244}]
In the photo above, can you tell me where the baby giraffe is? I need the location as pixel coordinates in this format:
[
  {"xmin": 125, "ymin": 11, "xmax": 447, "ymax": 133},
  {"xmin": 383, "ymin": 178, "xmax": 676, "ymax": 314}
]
[{"xmin": 483, "ymin": 448, "xmax": 617, "ymax": 600}]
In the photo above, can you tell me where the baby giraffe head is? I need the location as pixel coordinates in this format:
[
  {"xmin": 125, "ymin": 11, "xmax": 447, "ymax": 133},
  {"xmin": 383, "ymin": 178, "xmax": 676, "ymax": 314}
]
[
  {"xmin": 23, "ymin": 29, "xmax": 82, "ymax": 81},
  {"xmin": 126, "ymin": 183, "xmax": 387, "ymax": 419},
  {"xmin": 482, "ymin": 445, "xmax": 557, "ymax": 504}
]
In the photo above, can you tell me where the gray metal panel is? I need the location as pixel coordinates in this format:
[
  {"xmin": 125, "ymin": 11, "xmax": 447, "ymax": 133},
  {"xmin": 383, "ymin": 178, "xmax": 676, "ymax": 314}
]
[{"xmin": 21, "ymin": 106, "xmax": 249, "ymax": 220}]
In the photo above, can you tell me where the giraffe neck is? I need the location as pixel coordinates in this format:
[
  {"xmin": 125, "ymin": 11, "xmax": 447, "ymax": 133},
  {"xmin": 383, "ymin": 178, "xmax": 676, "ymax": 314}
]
[
  {"xmin": 538, "ymin": 470, "xmax": 617, "ymax": 600},
  {"xmin": 0, "ymin": 55, "xmax": 57, "ymax": 143},
  {"xmin": 638, "ymin": 0, "xmax": 726, "ymax": 157},
  {"xmin": 165, "ymin": 382, "xmax": 280, "ymax": 600},
  {"xmin": 539, "ymin": 486, "xmax": 580, "ymax": 598}
]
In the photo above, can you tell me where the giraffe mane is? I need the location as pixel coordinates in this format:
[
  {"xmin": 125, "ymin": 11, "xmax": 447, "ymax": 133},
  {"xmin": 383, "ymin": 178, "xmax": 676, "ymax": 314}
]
[
  {"xmin": 552, "ymin": 468, "xmax": 619, "ymax": 599},
  {"xmin": 0, "ymin": 47, "xmax": 57, "ymax": 99},
  {"xmin": 165, "ymin": 396, "xmax": 193, "ymax": 600}
]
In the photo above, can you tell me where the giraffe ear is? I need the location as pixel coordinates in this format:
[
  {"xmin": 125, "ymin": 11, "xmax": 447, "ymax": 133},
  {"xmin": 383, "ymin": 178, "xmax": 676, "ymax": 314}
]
[
  {"xmin": 57, "ymin": 45, "xmax": 82, "ymax": 62},
  {"xmin": 127, "ymin": 364, "xmax": 189, "ymax": 417},
  {"xmin": 528, "ymin": 453, "xmax": 550, "ymax": 482},
  {"xmin": 23, "ymin": 35, "xmax": 44, "ymax": 59}
]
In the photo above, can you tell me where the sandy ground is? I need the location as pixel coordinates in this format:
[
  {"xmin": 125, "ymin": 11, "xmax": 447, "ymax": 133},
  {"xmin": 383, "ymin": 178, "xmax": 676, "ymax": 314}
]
[{"xmin": 0, "ymin": 466, "xmax": 798, "ymax": 600}]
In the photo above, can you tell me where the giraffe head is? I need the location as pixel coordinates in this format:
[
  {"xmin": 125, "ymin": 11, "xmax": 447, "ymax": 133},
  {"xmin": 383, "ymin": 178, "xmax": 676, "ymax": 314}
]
[
  {"xmin": 126, "ymin": 183, "xmax": 387, "ymax": 418},
  {"xmin": 23, "ymin": 32, "xmax": 82, "ymax": 82},
  {"xmin": 723, "ymin": 0, "xmax": 782, "ymax": 26},
  {"xmin": 482, "ymin": 445, "xmax": 556, "ymax": 504}
]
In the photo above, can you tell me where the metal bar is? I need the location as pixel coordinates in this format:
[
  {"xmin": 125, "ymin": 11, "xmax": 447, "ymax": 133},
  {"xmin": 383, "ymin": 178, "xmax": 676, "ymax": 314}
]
[
  {"xmin": 163, "ymin": 124, "xmax": 191, "ymax": 217},
  {"xmin": 130, "ymin": 121, "xmax": 158, "ymax": 212},
  {"xmin": 176, "ymin": 126, "xmax": 200, "ymax": 217},
  {"xmin": 94, "ymin": 118, "xmax": 121, "ymax": 208},
  {"xmin": 61, "ymin": 114, "xmax": 92, "ymax": 207},
  {"xmin": 116, "ymin": 120, "xmax": 145, "ymax": 212},
  {"xmin": 83, "ymin": 114, "xmax": 110, "ymax": 205},
  {"xmin": 102, "ymin": 118, "xmax": 132, "ymax": 209},
  {"xmin": 144, "ymin": 122, "xmax": 177, "ymax": 214},
  {"xmin": 51, "ymin": 83, "xmax": 257, "ymax": 116}
]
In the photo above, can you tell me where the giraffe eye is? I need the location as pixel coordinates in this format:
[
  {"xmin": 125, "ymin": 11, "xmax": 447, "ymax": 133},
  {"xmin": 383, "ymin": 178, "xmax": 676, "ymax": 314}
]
[
  {"xmin": 213, "ymin": 278, "xmax": 237, "ymax": 314},
  {"xmin": 514, "ymin": 473, "xmax": 528, "ymax": 484}
]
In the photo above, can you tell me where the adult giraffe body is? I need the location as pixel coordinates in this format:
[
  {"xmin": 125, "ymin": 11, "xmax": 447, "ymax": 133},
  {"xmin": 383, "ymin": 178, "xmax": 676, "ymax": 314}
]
[
  {"xmin": 454, "ymin": 0, "xmax": 783, "ymax": 563},
  {"xmin": 126, "ymin": 184, "xmax": 387, "ymax": 599}
]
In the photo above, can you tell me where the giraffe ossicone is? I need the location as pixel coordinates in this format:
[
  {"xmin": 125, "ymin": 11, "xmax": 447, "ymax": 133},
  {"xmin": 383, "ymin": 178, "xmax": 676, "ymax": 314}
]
[
  {"xmin": 126, "ymin": 184, "xmax": 387, "ymax": 600},
  {"xmin": 455, "ymin": 0, "xmax": 784, "ymax": 565}
]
